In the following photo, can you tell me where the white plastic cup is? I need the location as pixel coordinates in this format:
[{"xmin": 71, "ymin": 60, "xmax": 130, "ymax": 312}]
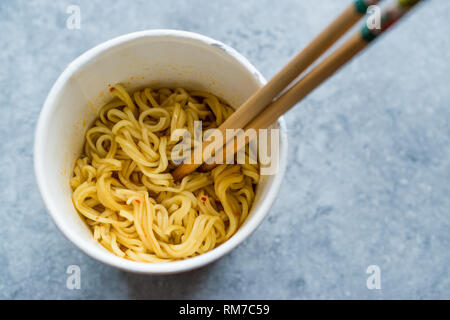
[{"xmin": 34, "ymin": 30, "xmax": 288, "ymax": 274}]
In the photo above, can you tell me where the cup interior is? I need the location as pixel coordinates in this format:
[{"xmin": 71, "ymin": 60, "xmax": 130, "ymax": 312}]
[{"xmin": 35, "ymin": 30, "xmax": 287, "ymax": 274}]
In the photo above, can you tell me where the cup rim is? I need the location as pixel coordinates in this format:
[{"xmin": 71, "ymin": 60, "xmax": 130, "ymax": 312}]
[{"xmin": 34, "ymin": 29, "xmax": 288, "ymax": 274}]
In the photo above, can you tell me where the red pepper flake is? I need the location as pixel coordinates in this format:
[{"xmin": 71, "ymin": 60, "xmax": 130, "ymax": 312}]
[
  {"xmin": 95, "ymin": 217, "xmax": 99, "ymax": 220},
  {"xmin": 109, "ymin": 87, "xmax": 115, "ymax": 92},
  {"xmin": 233, "ymin": 211, "xmax": 240, "ymax": 217},
  {"xmin": 201, "ymin": 197, "xmax": 207, "ymax": 202},
  {"xmin": 216, "ymin": 197, "xmax": 220, "ymax": 201},
  {"xmin": 136, "ymin": 199, "xmax": 141, "ymax": 203}
]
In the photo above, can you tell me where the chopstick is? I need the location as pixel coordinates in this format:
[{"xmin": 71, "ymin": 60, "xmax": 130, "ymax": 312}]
[
  {"xmin": 172, "ymin": 0, "xmax": 379, "ymax": 180},
  {"xmin": 173, "ymin": 0, "xmax": 421, "ymax": 180}
]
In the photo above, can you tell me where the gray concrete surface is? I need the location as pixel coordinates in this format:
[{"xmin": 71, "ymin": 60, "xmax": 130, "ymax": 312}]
[{"xmin": 0, "ymin": 0, "xmax": 449, "ymax": 299}]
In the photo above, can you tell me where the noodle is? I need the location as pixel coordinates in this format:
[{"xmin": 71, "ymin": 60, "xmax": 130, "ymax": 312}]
[{"xmin": 70, "ymin": 84, "xmax": 259, "ymax": 262}]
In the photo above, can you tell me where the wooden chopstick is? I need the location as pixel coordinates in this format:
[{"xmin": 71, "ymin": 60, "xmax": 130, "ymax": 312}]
[
  {"xmin": 171, "ymin": 1, "xmax": 377, "ymax": 180},
  {"xmin": 173, "ymin": 0, "xmax": 421, "ymax": 180},
  {"xmin": 199, "ymin": 33, "xmax": 368, "ymax": 171}
]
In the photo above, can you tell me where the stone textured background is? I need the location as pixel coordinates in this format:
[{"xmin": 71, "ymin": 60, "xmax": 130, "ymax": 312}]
[{"xmin": 1, "ymin": 0, "xmax": 449, "ymax": 299}]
